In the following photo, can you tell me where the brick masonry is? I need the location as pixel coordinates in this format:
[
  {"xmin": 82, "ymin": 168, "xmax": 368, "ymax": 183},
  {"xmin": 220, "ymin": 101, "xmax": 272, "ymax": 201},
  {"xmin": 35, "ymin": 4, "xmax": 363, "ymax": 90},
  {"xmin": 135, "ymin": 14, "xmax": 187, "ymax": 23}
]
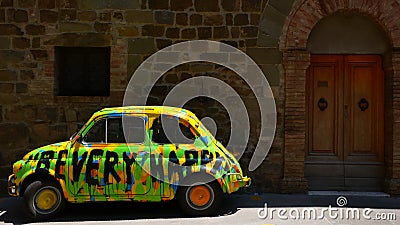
[
  {"xmin": 279, "ymin": 0, "xmax": 400, "ymax": 194},
  {"xmin": 0, "ymin": 0, "xmax": 399, "ymax": 195}
]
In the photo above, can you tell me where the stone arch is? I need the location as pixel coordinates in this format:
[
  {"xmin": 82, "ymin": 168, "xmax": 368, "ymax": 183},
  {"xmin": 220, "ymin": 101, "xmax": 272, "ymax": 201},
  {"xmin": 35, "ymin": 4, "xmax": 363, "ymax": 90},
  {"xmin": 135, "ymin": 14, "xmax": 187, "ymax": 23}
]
[
  {"xmin": 256, "ymin": 0, "xmax": 400, "ymax": 193},
  {"xmin": 281, "ymin": 0, "xmax": 400, "ymax": 49}
]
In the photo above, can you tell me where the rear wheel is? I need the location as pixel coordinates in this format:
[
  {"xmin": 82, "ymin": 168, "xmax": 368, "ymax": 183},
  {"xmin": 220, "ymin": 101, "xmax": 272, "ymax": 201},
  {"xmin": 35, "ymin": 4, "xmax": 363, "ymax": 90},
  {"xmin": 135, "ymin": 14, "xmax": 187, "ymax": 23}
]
[
  {"xmin": 177, "ymin": 181, "xmax": 222, "ymax": 216},
  {"xmin": 23, "ymin": 180, "xmax": 65, "ymax": 220}
]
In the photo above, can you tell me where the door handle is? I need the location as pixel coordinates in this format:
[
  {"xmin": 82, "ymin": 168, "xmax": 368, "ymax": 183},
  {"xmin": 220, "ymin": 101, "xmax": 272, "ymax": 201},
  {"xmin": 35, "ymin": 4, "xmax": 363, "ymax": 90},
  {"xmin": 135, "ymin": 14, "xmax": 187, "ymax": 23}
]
[
  {"xmin": 317, "ymin": 98, "xmax": 328, "ymax": 111},
  {"xmin": 358, "ymin": 98, "xmax": 369, "ymax": 111}
]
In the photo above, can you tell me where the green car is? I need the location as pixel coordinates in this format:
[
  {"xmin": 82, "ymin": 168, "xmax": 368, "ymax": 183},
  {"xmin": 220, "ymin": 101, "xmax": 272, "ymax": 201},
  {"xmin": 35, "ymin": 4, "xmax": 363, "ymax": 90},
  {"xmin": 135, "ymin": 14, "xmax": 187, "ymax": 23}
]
[{"xmin": 8, "ymin": 106, "xmax": 250, "ymax": 219}]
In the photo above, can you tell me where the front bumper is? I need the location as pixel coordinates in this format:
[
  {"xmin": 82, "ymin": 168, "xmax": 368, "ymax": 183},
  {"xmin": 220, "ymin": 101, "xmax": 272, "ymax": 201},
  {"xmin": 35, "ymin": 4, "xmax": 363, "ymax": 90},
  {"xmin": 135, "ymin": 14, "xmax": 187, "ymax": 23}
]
[{"xmin": 8, "ymin": 174, "xmax": 18, "ymax": 196}]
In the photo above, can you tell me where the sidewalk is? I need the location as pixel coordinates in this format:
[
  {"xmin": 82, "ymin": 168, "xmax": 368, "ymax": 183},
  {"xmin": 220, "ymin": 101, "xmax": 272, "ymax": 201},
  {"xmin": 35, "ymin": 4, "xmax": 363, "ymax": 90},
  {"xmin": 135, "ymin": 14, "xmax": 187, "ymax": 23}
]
[
  {"xmin": 0, "ymin": 193, "xmax": 399, "ymax": 224},
  {"xmin": 234, "ymin": 192, "xmax": 400, "ymax": 209}
]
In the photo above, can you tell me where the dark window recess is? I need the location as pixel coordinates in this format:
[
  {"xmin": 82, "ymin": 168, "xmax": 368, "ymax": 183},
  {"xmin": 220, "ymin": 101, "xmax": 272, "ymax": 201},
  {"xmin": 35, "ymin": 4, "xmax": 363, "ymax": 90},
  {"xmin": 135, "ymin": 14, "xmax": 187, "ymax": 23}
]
[{"xmin": 55, "ymin": 47, "xmax": 110, "ymax": 96}]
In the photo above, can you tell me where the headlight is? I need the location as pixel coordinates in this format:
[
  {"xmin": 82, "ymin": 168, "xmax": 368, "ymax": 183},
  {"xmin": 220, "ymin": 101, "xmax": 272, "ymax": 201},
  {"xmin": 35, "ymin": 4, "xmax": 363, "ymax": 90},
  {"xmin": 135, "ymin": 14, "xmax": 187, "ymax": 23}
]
[{"xmin": 9, "ymin": 175, "xmax": 15, "ymax": 184}]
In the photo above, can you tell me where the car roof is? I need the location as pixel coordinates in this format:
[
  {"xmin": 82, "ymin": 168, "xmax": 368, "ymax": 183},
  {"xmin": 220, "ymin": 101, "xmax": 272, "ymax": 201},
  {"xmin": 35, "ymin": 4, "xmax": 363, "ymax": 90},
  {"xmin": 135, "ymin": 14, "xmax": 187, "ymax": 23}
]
[{"xmin": 93, "ymin": 106, "xmax": 197, "ymax": 119}]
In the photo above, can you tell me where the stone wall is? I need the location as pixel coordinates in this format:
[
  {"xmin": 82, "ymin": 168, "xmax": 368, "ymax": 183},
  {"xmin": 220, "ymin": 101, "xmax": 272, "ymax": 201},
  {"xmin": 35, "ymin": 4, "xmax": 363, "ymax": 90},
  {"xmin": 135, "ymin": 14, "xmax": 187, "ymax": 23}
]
[
  {"xmin": 2, "ymin": 0, "xmax": 399, "ymax": 196},
  {"xmin": 0, "ymin": 0, "xmax": 285, "ymax": 194}
]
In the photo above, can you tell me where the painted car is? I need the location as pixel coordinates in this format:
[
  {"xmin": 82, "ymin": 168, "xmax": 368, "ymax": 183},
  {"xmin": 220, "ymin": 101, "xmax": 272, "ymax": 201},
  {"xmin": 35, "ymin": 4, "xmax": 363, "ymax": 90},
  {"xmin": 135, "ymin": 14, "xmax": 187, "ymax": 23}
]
[{"xmin": 8, "ymin": 106, "xmax": 250, "ymax": 220}]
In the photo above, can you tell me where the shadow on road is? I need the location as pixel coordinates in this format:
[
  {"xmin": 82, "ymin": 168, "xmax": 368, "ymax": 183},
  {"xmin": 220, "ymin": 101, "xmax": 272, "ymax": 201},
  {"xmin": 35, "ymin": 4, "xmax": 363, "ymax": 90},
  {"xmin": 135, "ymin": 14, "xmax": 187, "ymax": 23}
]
[
  {"xmin": 0, "ymin": 195, "xmax": 237, "ymax": 224},
  {"xmin": 0, "ymin": 193, "xmax": 399, "ymax": 224}
]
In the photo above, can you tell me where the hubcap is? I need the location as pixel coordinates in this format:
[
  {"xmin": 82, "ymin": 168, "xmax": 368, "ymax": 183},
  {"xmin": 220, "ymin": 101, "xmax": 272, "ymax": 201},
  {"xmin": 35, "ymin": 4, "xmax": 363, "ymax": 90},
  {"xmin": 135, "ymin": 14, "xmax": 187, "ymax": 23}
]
[
  {"xmin": 34, "ymin": 187, "xmax": 60, "ymax": 213},
  {"xmin": 189, "ymin": 185, "xmax": 211, "ymax": 207}
]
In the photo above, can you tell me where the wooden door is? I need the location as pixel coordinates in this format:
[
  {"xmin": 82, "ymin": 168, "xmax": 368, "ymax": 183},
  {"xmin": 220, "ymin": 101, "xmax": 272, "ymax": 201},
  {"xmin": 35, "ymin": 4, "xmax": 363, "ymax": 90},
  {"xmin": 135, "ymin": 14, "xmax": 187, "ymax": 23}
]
[{"xmin": 305, "ymin": 55, "xmax": 384, "ymax": 191}]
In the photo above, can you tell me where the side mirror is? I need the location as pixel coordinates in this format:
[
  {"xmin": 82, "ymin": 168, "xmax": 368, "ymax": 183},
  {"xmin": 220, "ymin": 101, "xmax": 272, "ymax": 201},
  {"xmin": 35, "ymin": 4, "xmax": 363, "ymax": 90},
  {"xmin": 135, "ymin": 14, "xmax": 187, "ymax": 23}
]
[{"xmin": 70, "ymin": 133, "xmax": 82, "ymax": 145}]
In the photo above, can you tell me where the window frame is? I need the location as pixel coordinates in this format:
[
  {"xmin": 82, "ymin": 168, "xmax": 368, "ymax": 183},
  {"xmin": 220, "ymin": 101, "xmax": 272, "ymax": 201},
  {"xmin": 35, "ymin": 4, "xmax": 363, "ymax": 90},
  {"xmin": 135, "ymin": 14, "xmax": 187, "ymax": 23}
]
[
  {"xmin": 149, "ymin": 114, "xmax": 201, "ymax": 146},
  {"xmin": 81, "ymin": 115, "xmax": 147, "ymax": 145}
]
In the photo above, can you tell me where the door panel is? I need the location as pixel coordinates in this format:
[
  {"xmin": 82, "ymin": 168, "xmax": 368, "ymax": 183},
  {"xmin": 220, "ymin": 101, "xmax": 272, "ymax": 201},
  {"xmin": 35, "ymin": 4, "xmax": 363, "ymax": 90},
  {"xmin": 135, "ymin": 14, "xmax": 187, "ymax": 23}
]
[
  {"xmin": 349, "ymin": 66, "xmax": 373, "ymax": 153},
  {"xmin": 306, "ymin": 55, "xmax": 344, "ymax": 190},
  {"xmin": 343, "ymin": 56, "xmax": 384, "ymax": 190},
  {"xmin": 344, "ymin": 56, "xmax": 384, "ymax": 162},
  {"xmin": 311, "ymin": 65, "xmax": 337, "ymax": 154},
  {"xmin": 306, "ymin": 55, "xmax": 384, "ymax": 191},
  {"xmin": 307, "ymin": 56, "xmax": 343, "ymax": 160}
]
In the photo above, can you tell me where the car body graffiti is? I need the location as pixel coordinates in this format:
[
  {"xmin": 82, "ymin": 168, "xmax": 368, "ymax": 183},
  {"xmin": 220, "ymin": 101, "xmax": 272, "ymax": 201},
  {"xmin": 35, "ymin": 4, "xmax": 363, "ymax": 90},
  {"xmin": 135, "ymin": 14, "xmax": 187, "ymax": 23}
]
[{"xmin": 9, "ymin": 106, "xmax": 250, "ymax": 204}]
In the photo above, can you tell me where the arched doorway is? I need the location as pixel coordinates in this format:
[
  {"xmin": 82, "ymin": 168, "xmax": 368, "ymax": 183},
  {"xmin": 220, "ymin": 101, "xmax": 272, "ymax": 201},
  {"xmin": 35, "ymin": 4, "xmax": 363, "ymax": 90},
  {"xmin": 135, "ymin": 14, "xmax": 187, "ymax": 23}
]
[
  {"xmin": 305, "ymin": 12, "xmax": 390, "ymax": 191},
  {"xmin": 265, "ymin": 0, "xmax": 400, "ymax": 194}
]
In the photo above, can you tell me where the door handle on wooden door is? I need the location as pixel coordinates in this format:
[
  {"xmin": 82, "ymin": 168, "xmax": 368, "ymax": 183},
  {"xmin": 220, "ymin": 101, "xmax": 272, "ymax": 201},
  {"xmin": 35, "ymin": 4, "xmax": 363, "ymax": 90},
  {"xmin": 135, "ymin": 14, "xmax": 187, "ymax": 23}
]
[
  {"xmin": 317, "ymin": 98, "xmax": 328, "ymax": 111},
  {"xmin": 344, "ymin": 105, "xmax": 349, "ymax": 118},
  {"xmin": 358, "ymin": 98, "xmax": 369, "ymax": 111}
]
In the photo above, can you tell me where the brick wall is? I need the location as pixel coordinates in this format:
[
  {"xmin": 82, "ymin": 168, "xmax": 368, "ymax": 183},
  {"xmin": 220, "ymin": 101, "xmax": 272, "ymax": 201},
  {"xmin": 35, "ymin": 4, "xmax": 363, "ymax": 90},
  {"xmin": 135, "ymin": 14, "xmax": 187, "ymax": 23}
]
[{"xmin": 280, "ymin": 0, "xmax": 400, "ymax": 194}]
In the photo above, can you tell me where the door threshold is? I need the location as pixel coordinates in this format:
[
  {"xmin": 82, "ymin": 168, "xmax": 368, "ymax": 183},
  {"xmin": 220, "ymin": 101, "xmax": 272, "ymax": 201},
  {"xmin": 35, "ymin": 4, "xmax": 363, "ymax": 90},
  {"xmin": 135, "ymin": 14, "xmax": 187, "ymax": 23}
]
[{"xmin": 308, "ymin": 191, "xmax": 389, "ymax": 197}]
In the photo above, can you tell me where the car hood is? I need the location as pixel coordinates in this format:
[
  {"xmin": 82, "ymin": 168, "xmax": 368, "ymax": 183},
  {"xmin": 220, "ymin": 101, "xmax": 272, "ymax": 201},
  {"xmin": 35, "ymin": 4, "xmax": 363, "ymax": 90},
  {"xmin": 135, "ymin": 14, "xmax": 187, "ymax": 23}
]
[{"xmin": 22, "ymin": 141, "xmax": 69, "ymax": 160}]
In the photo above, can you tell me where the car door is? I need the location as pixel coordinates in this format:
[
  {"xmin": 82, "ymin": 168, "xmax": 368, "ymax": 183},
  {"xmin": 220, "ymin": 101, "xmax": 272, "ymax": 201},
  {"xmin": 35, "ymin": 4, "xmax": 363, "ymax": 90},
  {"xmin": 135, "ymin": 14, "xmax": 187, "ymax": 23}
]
[
  {"xmin": 118, "ymin": 114, "xmax": 153, "ymax": 198},
  {"xmin": 66, "ymin": 114, "xmax": 152, "ymax": 200},
  {"xmin": 149, "ymin": 114, "xmax": 207, "ymax": 198}
]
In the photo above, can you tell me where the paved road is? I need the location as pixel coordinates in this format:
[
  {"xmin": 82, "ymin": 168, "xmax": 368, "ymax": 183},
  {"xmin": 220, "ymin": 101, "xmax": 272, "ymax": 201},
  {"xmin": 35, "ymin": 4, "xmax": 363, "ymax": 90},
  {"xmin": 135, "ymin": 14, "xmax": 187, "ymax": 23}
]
[{"xmin": 0, "ymin": 193, "xmax": 399, "ymax": 225}]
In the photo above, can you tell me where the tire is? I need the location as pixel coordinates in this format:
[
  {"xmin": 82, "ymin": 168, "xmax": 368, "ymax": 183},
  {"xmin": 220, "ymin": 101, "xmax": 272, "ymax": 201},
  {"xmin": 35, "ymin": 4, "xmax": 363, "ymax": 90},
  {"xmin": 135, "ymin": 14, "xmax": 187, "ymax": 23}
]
[
  {"xmin": 177, "ymin": 180, "xmax": 222, "ymax": 216},
  {"xmin": 23, "ymin": 180, "xmax": 66, "ymax": 220}
]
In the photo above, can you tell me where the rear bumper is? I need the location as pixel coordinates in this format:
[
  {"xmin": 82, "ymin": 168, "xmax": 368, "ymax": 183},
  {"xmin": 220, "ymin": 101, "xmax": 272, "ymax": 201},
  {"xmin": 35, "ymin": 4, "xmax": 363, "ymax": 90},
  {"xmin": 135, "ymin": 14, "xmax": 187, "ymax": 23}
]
[
  {"xmin": 242, "ymin": 176, "xmax": 251, "ymax": 187},
  {"xmin": 8, "ymin": 174, "xmax": 18, "ymax": 196},
  {"xmin": 223, "ymin": 173, "xmax": 251, "ymax": 193}
]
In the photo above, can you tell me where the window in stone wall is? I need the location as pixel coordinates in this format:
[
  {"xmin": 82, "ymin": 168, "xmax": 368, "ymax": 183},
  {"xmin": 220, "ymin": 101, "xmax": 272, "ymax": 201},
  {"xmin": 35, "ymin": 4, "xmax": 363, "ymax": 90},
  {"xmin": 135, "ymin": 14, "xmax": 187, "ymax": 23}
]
[{"xmin": 55, "ymin": 47, "xmax": 110, "ymax": 96}]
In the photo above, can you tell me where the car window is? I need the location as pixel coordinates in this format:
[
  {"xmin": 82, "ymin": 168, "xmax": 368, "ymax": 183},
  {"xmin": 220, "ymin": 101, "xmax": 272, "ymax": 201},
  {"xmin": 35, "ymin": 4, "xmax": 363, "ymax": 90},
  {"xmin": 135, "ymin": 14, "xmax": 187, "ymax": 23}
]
[
  {"xmin": 151, "ymin": 115, "xmax": 196, "ymax": 144},
  {"xmin": 121, "ymin": 116, "xmax": 146, "ymax": 143},
  {"xmin": 107, "ymin": 118, "xmax": 126, "ymax": 143},
  {"xmin": 83, "ymin": 116, "xmax": 145, "ymax": 144},
  {"xmin": 83, "ymin": 119, "xmax": 106, "ymax": 143}
]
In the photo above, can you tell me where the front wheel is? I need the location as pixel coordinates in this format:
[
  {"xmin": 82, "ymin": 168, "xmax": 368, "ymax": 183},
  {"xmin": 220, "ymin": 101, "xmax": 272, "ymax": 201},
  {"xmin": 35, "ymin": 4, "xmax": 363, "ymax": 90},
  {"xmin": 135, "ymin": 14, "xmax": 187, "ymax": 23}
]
[
  {"xmin": 177, "ymin": 181, "xmax": 222, "ymax": 216},
  {"xmin": 23, "ymin": 180, "xmax": 65, "ymax": 220}
]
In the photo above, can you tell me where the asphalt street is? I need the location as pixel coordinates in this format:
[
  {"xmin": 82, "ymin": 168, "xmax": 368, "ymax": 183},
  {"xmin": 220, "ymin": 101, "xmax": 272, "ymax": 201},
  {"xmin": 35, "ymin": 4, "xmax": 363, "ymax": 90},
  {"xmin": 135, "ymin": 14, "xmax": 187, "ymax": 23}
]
[{"xmin": 0, "ymin": 193, "xmax": 399, "ymax": 225}]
